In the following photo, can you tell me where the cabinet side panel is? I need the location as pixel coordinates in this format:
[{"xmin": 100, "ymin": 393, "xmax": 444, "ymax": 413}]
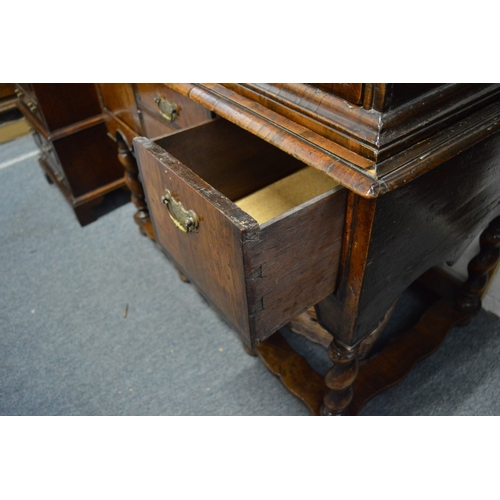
[
  {"xmin": 350, "ymin": 132, "xmax": 500, "ymax": 344},
  {"xmin": 98, "ymin": 83, "xmax": 142, "ymax": 133}
]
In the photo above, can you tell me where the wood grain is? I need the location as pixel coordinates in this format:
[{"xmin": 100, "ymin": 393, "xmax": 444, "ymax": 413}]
[
  {"xmin": 97, "ymin": 83, "xmax": 142, "ymax": 133},
  {"xmin": 17, "ymin": 84, "xmax": 126, "ymax": 226},
  {"xmin": 134, "ymin": 83, "xmax": 212, "ymax": 131},
  {"xmin": 135, "ymin": 119, "xmax": 347, "ymax": 346},
  {"xmin": 318, "ymin": 130, "xmax": 500, "ymax": 346},
  {"xmin": 255, "ymin": 295, "xmax": 473, "ymax": 416},
  {"xmin": 167, "ymin": 83, "xmax": 500, "ymax": 198}
]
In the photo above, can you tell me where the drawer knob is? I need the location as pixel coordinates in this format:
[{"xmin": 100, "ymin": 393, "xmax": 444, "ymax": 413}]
[
  {"xmin": 161, "ymin": 189, "xmax": 199, "ymax": 233},
  {"xmin": 154, "ymin": 95, "xmax": 179, "ymax": 122}
]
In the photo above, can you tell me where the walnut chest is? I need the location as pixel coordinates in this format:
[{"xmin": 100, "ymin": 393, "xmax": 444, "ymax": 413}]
[{"xmin": 134, "ymin": 83, "xmax": 500, "ymax": 415}]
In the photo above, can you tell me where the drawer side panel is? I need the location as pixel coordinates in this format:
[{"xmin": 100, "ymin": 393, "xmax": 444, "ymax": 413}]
[{"xmin": 245, "ymin": 187, "xmax": 347, "ymax": 343}]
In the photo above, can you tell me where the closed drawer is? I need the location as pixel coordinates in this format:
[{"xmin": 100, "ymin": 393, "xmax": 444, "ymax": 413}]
[
  {"xmin": 135, "ymin": 119, "xmax": 347, "ymax": 347},
  {"xmin": 140, "ymin": 107, "xmax": 178, "ymax": 138},
  {"xmin": 134, "ymin": 83, "xmax": 211, "ymax": 130}
]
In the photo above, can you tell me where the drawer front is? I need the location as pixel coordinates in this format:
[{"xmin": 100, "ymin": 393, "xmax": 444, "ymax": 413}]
[
  {"xmin": 139, "ymin": 108, "xmax": 177, "ymax": 138},
  {"xmin": 136, "ymin": 132, "xmax": 255, "ymax": 339},
  {"xmin": 135, "ymin": 119, "xmax": 346, "ymax": 346},
  {"xmin": 135, "ymin": 83, "xmax": 212, "ymax": 131}
]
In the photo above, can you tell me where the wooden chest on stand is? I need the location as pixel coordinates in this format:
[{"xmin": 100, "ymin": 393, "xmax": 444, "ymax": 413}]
[
  {"xmin": 15, "ymin": 83, "xmax": 126, "ymax": 226},
  {"xmin": 134, "ymin": 83, "xmax": 500, "ymax": 415}
]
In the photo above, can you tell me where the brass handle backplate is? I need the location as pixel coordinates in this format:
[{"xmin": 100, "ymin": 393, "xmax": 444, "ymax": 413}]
[
  {"xmin": 154, "ymin": 95, "xmax": 179, "ymax": 122},
  {"xmin": 161, "ymin": 189, "xmax": 199, "ymax": 233}
]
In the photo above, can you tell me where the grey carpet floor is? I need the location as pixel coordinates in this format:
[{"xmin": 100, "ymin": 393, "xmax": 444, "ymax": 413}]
[{"xmin": 1, "ymin": 134, "xmax": 500, "ymax": 416}]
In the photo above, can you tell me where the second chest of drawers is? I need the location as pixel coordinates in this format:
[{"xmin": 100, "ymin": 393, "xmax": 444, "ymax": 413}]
[{"xmin": 16, "ymin": 84, "xmax": 125, "ymax": 226}]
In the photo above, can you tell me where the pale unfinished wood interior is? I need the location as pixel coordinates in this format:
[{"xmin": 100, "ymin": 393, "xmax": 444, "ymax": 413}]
[{"xmin": 235, "ymin": 167, "xmax": 339, "ymax": 224}]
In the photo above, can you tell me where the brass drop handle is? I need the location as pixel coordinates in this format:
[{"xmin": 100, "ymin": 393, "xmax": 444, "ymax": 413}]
[
  {"xmin": 161, "ymin": 189, "xmax": 199, "ymax": 233},
  {"xmin": 154, "ymin": 95, "xmax": 179, "ymax": 122}
]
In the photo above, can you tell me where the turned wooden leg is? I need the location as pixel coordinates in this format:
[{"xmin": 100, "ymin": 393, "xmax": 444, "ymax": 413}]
[
  {"xmin": 116, "ymin": 134, "xmax": 152, "ymax": 238},
  {"xmin": 321, "ymin": 338, "xmax": 360, "ymax": 416},
  {"xmin": 456, "ymin": 216, "xmax": 500, "ymax": 324}
]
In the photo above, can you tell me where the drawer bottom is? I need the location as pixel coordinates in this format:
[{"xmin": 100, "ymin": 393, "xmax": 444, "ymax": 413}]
[{"xmin": 235, "ymin": 167, "xmax": 339, "ymax": 224}]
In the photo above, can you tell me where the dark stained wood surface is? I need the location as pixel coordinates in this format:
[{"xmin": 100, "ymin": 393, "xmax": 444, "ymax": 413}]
[
  {"xmin": 23, "ymin": 112, "xmax": 105, "ymax": 142},
  {"xmin": 17, "ymin": 84, "xmax": 126, "ymax": 226},
  {"xmin": 38, "ymin": 153, "xmax": 125, "ymax": 226},
  {"xmin": 0, "ymin": 83, "xmax": 16, "ymax": 100},
  {"xmin": 97, "ymin": 83, "xmax": 142, "ymax": 133},
  {"xmin": 456, "ymin": 217, "xmax": 500, "ymax": 321},
  {"xmin": 54, "ymin": 123, "xmax": 125, "ymax": 198},
  {"xmin": 28, "ymin": 84, "xmax": 102, "ymax": 131},
  {"xmin": 315, "ymin": 130, "xmax": 500, "ymax": 347}
]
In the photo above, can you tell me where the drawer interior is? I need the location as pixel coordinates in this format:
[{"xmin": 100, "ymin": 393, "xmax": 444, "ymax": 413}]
[
  {"xmin": 140, "ymin": 118, "xmax": 346, "ymax": 345},
  {"xmin": 235, "ymin": 167, "xmax": 339, "ymax": 224},
  {"xmin": 155, "ymin": 119, "xmax": 339, "ymax": 219}
]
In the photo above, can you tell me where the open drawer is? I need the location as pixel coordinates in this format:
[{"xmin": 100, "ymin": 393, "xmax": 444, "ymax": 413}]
[{"xmin": 134, "ymin": 118, "xmax": 347, "ymax": 347}]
